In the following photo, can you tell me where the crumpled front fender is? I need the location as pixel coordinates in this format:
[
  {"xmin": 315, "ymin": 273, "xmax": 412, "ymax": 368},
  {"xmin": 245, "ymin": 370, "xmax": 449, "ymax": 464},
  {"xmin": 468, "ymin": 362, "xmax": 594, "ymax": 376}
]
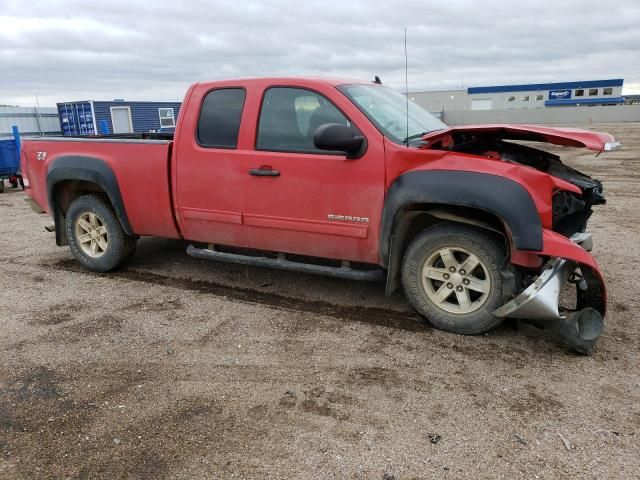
[
  {"xmin": 512, "ymin": 229, "xmax": 603, "ymax": 280},
  {"xmin": 539, "ymin": 230, "xmax": 604, "ymax": 281}
]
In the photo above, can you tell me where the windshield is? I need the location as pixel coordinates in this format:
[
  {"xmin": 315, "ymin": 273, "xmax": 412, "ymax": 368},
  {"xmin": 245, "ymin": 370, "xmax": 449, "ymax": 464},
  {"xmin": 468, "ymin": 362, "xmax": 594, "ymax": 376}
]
[{"xmin": 338, "ymin": 84, "xmax": 448, "ymax": 144}]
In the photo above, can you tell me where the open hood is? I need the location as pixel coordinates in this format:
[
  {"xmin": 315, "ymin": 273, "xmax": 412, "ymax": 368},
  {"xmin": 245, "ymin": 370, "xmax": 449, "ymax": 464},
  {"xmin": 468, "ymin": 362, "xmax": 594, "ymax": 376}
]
[{"xmin": 421, "ymin": 124, "xmax": 620, "ymax": 152}]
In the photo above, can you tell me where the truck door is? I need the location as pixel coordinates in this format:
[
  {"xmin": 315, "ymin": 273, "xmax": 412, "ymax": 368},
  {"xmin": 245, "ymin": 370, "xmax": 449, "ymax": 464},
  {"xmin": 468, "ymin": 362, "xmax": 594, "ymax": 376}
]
[
  {"xmin": 173, "ymin": 87, "xmax": 248, "ymax": 246},
  {"xmin": 241, "ymin": 86, "xmax": 385, "ymax": 264}
]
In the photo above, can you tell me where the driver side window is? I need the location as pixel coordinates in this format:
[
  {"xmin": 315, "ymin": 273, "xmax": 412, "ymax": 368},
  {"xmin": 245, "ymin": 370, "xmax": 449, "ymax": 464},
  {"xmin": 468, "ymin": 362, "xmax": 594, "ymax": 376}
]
[{"xmin": 256, "ymin": 87, "xmax": 351, "ymax": 153}]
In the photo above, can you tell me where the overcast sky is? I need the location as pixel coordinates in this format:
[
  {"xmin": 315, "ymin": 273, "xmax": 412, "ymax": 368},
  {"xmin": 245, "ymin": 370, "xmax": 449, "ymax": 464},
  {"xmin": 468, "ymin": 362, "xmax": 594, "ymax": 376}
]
[{"xmin": 1, "ymin": 0, "xmax": 639, "ymax": 107}]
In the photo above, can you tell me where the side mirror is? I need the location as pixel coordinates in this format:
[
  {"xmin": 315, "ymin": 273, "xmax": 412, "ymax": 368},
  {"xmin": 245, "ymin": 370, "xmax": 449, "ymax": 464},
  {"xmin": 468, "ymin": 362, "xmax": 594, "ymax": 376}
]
[{"xmin": 313, "ymin": 123, "xmax": 366, "ymax": 159}]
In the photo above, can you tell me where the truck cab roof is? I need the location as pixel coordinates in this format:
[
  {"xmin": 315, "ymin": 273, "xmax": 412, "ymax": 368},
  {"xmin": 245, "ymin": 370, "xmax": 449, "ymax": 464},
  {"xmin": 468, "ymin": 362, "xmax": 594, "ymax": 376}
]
[{"xmin": 193, "ymin": 77, "xmax": 371, "ymax": 90}]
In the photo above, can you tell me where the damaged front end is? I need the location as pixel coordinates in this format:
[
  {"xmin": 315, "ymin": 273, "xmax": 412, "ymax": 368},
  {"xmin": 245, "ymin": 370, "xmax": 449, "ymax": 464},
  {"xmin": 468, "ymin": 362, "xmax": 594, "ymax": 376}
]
[
  {"xmin": 495, "ymin": 231, "xmax": 607, "ymax": 354},
  {"xmin": 425, "ymin": 126, "xmax": 611, "ymax": 353},
  {"xmin": 490, "ymin": 145, "xmax": 607, "ymax": 353},
  {"xmin": 417, "ymin": 124, "xmax": 613, "ymax": 353}
]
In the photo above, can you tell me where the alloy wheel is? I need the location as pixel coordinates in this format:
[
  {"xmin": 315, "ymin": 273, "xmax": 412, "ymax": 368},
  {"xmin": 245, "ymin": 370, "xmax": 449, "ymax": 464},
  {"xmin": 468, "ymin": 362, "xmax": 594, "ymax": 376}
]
[
  {"xmin": 75, "ymin": 212, "xmax": 109, "ymax": 258},
  {"xmin": 421, "ymin": 246, "xmax": 491, "ymax": 314}
]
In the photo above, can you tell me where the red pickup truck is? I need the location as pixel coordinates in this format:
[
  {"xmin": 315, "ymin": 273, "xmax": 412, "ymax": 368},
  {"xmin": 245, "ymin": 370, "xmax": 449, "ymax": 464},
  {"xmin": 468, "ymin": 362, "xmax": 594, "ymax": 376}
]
[{"xmin": 22, "ymin": 77, "xmax": 617, "ymax": 353}]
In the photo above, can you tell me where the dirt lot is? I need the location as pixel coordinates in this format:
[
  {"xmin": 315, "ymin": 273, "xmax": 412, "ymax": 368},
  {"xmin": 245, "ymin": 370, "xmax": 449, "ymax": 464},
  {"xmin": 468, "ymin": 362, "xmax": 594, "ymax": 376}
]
[{"xmin": 1, "ymin": 123, "xmax": 639, "ymax": 479}]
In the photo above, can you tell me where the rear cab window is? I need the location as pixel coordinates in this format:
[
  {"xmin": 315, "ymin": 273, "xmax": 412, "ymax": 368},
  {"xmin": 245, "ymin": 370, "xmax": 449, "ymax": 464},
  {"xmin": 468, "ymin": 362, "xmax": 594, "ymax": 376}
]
[{"xmin": 197, "ymin": 88, "xmax": 246, "ymax": 148}]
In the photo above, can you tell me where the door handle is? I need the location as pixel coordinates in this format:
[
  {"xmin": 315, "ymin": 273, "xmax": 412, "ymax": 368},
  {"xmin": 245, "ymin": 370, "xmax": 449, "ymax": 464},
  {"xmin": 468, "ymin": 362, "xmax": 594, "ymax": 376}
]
[{"xmin": 249, "ymin": 168, "xmax": 280, "ymax": 177}]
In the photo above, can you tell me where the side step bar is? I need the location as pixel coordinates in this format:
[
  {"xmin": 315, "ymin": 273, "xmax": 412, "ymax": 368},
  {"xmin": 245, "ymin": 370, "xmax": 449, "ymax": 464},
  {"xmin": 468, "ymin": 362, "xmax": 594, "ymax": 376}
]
[{"xmin": 186, "ymin": 244, "xmax": 384, "ymax": 281}]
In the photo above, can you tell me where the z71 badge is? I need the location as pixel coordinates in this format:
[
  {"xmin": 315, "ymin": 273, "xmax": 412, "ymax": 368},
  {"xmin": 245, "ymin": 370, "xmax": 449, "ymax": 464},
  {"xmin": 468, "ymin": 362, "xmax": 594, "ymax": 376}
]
[{"xmin": 35, "ymin": 151, "xmax": 47, "ymax": 161}]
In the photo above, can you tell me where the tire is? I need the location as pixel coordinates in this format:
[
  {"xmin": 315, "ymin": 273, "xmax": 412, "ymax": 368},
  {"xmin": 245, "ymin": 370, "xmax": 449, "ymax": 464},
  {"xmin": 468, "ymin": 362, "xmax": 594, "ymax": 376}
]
[
  {"xmin": 401, "ymin": 222, "xmax": 508, "ymax": 335},
  {"xmin": 65, "ymin": 194, "xmax": 137, "ymax": 272}
]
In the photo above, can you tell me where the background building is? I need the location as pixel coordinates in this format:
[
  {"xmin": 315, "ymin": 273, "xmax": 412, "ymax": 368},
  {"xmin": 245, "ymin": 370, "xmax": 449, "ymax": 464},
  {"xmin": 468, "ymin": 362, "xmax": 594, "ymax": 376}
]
[
  {"xmin": 411, "ymin": 79, "xmax": 625, "ymax": 113},
  {"xmin": 1, "ymin": 106, "xmax": 60, "ymax": 137},
  {"xmin": 57, "ymin": 100, "xmax": 182, "ymax": 135},
  {"xmin": 409, "ymin": 78, "xmax": 640, "ymax": 125}
]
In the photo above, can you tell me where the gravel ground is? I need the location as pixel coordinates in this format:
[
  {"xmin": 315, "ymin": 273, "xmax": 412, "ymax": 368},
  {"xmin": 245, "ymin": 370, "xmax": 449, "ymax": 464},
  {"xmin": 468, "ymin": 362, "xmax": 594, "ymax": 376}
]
[{"xmin": 1, "ymin": 123, "xmax": 639, "ymax": 479}]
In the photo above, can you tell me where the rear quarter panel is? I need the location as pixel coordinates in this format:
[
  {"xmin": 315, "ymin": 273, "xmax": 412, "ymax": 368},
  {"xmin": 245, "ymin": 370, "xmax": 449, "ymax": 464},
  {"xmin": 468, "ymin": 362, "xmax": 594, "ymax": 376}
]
[{"xmin": 22, "ymin": 139, "xmax": 180, "ymax": 238}]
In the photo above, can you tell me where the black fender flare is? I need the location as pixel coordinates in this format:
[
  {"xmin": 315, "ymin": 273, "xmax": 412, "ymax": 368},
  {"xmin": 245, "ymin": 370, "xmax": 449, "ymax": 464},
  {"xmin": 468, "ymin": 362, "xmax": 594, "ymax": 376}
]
[
  {"xmin": 47, "ymin": 156, "xmax": 133, "ymax": 240},
  {"xmin": 380, "ymin": 170, "xmax": 543, "ymax": 267}
]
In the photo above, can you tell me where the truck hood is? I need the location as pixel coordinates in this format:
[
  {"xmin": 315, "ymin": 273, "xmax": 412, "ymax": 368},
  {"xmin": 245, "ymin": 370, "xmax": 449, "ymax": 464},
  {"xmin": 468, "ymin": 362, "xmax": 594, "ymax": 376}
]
[{"xmin": 422, "ymin": 124, "xmax": 620, "ymax": 152}]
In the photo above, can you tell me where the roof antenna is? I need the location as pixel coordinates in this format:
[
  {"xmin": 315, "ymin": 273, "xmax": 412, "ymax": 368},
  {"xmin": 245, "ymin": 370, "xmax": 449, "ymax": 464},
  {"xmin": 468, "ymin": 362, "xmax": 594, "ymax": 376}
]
[
  {"xmin": 404, "ymin": 27, "xmax": 409, "ymax": 147},
  {"xmin": 374, "ymin": 75, "xmax": 382, "ymax": 85}
]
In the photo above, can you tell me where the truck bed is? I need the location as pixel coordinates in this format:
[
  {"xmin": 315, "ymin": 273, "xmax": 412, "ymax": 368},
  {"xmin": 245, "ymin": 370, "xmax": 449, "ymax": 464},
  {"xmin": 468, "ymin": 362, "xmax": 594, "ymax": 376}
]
[{"xmin": 22, "ymin": 136, "xmax": 181, "ymax": 239}]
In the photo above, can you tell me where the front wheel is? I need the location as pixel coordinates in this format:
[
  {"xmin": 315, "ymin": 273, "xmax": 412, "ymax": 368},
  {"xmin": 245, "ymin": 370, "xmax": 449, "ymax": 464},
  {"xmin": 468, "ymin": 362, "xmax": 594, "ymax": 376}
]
[
  {"xmin": 401, "ymin": 223, "xmax": 509, "ymax": 335},
  {"xmin": 65, "ymin": 194, "xmax": 137, "ymax": 272}
]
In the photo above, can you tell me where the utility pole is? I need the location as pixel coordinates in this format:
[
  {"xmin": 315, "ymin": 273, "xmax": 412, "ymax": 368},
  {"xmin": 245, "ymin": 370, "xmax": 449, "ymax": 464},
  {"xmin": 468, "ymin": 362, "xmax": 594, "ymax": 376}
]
[{"xmin": 34, "ymin": 94, "xmax": 43, "ymax": 135}]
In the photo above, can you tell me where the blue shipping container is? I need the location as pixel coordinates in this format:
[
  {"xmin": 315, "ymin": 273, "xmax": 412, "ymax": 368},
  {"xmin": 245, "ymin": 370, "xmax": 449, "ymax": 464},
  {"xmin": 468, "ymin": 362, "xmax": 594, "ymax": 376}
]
[
  {"xmin": 58, "ymin": 101, "xmax": 95, "ymax": 135},
  {"xmin": 57, "ymin": 100, "xmax": 182, "ymax": 136}
]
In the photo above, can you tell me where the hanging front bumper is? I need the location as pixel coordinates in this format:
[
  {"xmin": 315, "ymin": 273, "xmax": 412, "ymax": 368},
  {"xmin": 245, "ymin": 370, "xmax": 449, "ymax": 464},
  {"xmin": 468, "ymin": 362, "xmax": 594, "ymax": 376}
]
[
  {"xmin": 493, "ymin": 257, "xmax": 574, "ymax": 320},
  {"xmin": 493, "ymin": 231, "xmax": 604, "ymax": 354},
  {"xmin": 494, "ymin": 231, "xmax": 595, "ymax": 321}
]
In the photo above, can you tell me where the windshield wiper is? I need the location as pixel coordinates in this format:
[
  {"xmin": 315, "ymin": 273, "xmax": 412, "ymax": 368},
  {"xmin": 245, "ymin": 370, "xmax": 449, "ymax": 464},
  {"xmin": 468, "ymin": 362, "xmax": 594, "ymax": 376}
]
[
  {"xmin": 402, "ymin": 128, "xmax": 444, "ymax": 144},
  {"xmin": 402, "ymin": 132, "xmax": 428, "ymax": 144}
]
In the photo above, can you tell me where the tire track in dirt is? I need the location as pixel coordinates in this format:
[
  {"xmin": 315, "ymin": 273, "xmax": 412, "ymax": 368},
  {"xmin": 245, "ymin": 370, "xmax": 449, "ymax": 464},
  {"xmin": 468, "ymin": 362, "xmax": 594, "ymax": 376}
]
[{"xmin": 43, "ymin": 258, "xmax": 428, "ymax": 333}]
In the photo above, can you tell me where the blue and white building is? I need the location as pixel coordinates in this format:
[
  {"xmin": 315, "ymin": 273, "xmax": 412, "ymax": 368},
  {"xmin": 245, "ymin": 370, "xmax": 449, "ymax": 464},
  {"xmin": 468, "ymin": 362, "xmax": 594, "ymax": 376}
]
[
  {"xmin": 57, "ymin": 100, "xmax": 182, "ymax": 136},
  {"xmin": 410, "ymin": 79, "xmax": 625, "ymax": 112}
]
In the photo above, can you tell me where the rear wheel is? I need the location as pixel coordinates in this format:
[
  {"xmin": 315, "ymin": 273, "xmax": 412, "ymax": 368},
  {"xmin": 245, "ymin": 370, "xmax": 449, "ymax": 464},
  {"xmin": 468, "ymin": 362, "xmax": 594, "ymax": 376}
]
[
  {"xmin": 65, "ymin": 194, "xmax": 136, "ymax": 272},
  {"xmin": 401, "ymin": 223, "xmax": 508, "ymax": 335}
]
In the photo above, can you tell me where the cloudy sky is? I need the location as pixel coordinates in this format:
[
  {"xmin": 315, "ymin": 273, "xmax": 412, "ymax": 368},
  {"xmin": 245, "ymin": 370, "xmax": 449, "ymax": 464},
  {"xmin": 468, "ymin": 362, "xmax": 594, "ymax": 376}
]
[{"xmin": 1, "ymin": 0, "xmax": 639, "ymax": 107}]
